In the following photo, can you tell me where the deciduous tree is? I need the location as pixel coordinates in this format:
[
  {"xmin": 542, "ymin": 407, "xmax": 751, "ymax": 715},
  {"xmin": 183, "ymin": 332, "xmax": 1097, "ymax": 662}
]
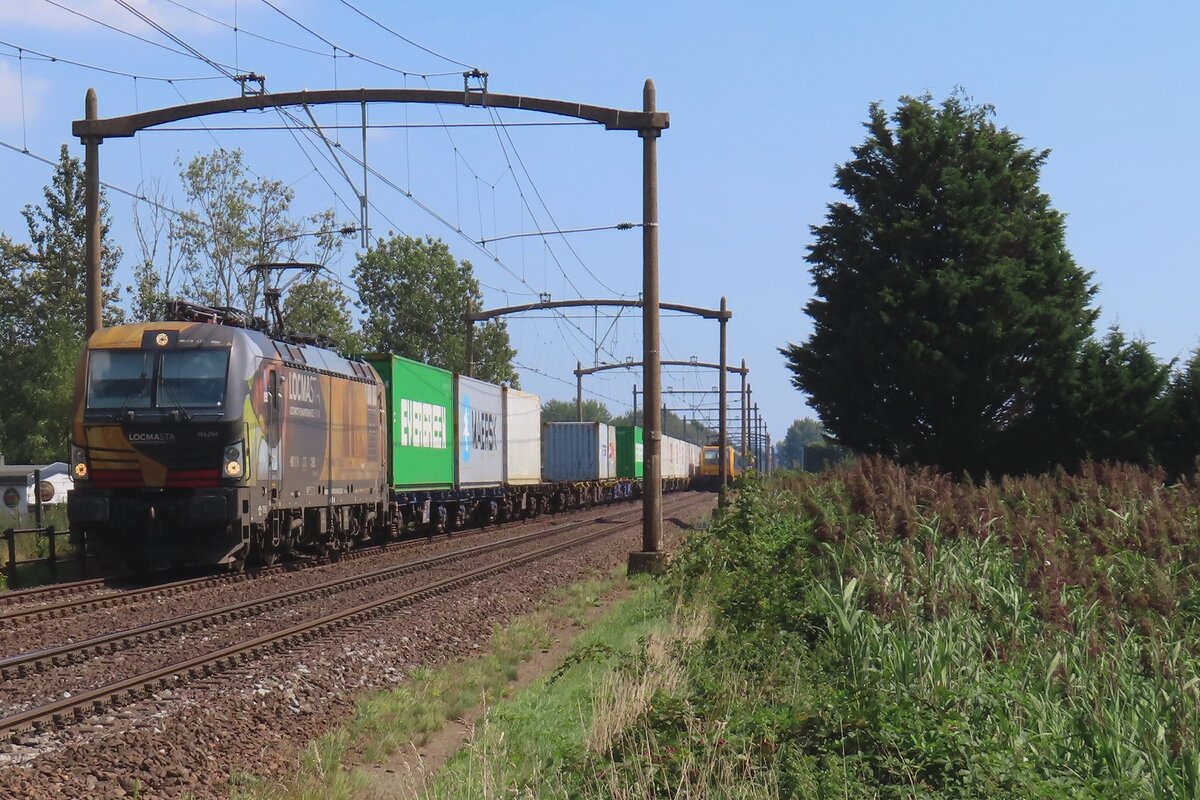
[
  {"xmin": 543, "ymin": 399, "xmax": 610, "ymax": 423},
  {"xmin": 0, "ymin": 147, "xmax": 123, "ymax": 463},
  {"xmin": 172, "ymin": 148, "xmax": 302, "ymax": 316},
  {"xmin": 354, "ymin": 235, "xmax": 517, "ymax": 385},
  {"xmin": 281, "ymin": 275, "xmax": 362, "ymax": 355}
]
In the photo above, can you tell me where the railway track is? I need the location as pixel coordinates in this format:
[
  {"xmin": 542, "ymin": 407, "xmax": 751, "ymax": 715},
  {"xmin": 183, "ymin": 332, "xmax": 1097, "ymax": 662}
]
[
  {"xmin": 0, "ymin": 499, "xmax": 646, "ymax": 624},
  {"xmin": 0, "ymin": 576, "xmax": 110, "ymax": 610},
  {"xmin": 0, "ymin": 493, "xmax": 708, "ymax": 739}
]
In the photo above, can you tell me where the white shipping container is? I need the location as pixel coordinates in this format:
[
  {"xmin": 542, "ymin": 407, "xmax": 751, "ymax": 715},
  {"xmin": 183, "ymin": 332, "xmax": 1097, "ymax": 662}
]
[
  {"xmin": 543, "ymin": 422, "xmax": 615, "ymax": 481},
  {"xmin": 605, "ymin": 424, "xmax": 618, "ymax": 478},
  {"xmin": 503, "ymin": 387, "xmax": 542, "ymax": 485},
  {"xmin": 660, "ymin": 436, "xmax": 699, "ymax": 480},
  {"xmin": 455, "ymin": 375, "xmax": 505, "ymax": 487},
  {"xmin": 660, "ymin": 435, "xmax": 678, "ymax": 480}
]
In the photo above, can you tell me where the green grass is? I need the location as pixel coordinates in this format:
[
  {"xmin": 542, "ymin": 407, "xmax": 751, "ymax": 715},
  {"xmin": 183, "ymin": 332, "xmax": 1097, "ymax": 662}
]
[
  {"xmin": 229, "ymin": 568, "xmax": 636, "ymax": 800},
  {"xmin": 421, "ymin": 576, "xmax": 676, "ymax": 798},
  {"xmin": 0, "ymin": 506, "xmax": 80, "ymax": 590}
]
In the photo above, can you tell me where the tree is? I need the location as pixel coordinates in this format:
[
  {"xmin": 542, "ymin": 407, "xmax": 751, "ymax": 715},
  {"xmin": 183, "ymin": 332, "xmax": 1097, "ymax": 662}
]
[
  {"xmin": 1071, "ymin": 327, "xmax": 1170, "ymax": 467},
  {"xmin": 543, "ymin": 399, "xmax": 610, "ymax": 423},
  {"xmin": 22, "ymin": 145, "xmax": 124, "ymax": 330},
  {"xmin": 781, "ymin": 94, "xmax": 1098, "ymax": 476},
  {"xmin": 281, "ymin": 275, "xmax": 362, "ymax": 355},
  {"xmin": 1159, "ymin": 349, "xmax": 1200, "ymax": 478},
  {"xmin": 354, "ymin": 234, "xmax": 518, "ymax": 385},
  {"xmin": 129, "ymin": 179, "xmax": 184, "ymax": 322},
  {"xmin": 172, "ymin": 148, "xmax": 303, "ymax": 316},
  {"xmin": 0, "ymin": 147, "xmax": 123, "ymax": 463},
  {"xmin": 776, "ymin": 418, "xmax": 827, "ymax": 469}
]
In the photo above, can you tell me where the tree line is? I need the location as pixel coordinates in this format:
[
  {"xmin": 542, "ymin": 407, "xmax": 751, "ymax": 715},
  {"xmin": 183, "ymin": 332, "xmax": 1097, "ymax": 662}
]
[
  {"xmin": 0, "ymin": 147, "xmax": 517, "ymax": 465},
  {"xmin": 782, "ymin": 93, "xmax": 1200, "ymax": 478}
]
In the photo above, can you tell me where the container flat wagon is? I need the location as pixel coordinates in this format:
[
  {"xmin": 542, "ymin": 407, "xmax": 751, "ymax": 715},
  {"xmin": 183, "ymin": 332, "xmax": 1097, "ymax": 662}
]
[{"xmin": 67, "ymin": 314, "xmax": 701, "ymax": 570}]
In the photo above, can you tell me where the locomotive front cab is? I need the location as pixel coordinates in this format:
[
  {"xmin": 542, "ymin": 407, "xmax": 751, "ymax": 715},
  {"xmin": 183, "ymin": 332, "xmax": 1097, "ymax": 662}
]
[
  {"xmin": 68, "ymin": 323, "xmax": 254, "ymax": 568},
  {"xmin": 698, "ymin": 444, "xmax": 737, "ymax": 490}
]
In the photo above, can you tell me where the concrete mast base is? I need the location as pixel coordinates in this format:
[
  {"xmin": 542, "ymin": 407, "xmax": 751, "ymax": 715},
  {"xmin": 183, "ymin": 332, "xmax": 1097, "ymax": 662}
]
[{"xmin": 627, "ymin": 550, "xmax": 670, "ymax": 576}]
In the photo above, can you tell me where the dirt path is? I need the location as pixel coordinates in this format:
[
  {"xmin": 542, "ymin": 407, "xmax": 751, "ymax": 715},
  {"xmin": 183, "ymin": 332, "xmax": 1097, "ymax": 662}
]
[{"xmin": 358, "ymin": 587, "xmax": 629, "ymax": 799}]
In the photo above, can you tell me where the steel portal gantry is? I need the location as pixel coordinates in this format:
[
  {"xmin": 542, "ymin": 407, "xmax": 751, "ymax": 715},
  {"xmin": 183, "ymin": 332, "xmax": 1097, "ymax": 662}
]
[
  {"xmin": 467, "ymin": 297, "xmax": 734, "ymax": 501},
  {"xmin": 74, "ymin": 82, "xmax": 671, "ymax": 573}
]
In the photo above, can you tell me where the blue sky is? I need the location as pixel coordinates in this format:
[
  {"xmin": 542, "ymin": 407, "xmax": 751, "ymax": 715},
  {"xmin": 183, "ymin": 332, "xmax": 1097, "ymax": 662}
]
[{"xmin": 1, "ymin": 1, "xmax": 1196, "ymax": 444}]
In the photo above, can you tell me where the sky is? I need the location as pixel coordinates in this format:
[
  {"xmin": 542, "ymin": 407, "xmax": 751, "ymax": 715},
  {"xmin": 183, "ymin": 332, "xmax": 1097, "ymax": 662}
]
[{"xmin": 0, "ymin": 0, "xmax": 1197, "ymax": 447}]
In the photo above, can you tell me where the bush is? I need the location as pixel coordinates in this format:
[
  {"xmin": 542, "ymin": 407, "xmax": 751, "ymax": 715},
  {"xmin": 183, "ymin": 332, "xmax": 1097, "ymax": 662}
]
[{"xmin": 592, "ymin": 460, "xmax": 1200, "ymax": 798}]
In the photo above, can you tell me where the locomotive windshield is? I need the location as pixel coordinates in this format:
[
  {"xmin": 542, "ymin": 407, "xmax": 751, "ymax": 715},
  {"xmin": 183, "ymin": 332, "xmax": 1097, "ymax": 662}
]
[
  {"xmin": 87, "ymin": 351, "xmax": 155, "ymax": 409},
  {"xmin": 160, "ymin": 350, "xmax": 229, "ymax": 408},
  {"xmin": 703, "ymin": 449, "xmax": 720, "ymax": 463},
  {"xmin": 87, "ymin": 349, "xmax": 229, "ymax": 410}
]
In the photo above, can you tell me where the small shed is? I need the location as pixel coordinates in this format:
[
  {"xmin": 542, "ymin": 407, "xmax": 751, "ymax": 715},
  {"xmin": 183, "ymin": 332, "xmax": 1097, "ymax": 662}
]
[{"xmin": 0, "ymin": 463, "xmax": 72, "ymax": 514}]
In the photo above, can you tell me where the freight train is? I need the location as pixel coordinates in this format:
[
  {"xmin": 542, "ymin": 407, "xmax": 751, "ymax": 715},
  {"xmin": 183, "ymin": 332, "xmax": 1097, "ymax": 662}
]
[{"xmin": 66, "ymin": 307, "xmax": 701, "ymax": 570}]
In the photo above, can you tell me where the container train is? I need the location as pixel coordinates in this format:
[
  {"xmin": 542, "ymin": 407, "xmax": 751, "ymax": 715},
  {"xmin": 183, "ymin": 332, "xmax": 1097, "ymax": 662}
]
[{"xmin": 66, "ymin": 308, "xmax": 701, "ymax": 570}]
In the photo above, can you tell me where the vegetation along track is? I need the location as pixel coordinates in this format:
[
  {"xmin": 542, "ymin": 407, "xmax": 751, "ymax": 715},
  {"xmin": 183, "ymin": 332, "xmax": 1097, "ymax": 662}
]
[
  {"xmin": 0, "ymin": 493, "xmax": 709, "ymax": 739},
  {"xmin": 0, "ymin": 501, "xmax": 622, "ymax": 625}
]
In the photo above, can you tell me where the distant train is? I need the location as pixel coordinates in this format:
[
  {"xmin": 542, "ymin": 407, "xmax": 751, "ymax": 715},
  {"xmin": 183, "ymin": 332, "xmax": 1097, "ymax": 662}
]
[
  {"xmin": 67, "ymin": 304, "xmax": 701, "ymax": 570},
  {"xmin": 698, "ymin": 444, "xmax": 739, "ymax": 489}
]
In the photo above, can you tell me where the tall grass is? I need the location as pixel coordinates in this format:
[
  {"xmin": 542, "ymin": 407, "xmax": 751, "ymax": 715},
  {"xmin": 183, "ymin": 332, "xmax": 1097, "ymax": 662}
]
[
  {"xmin": 0, "ymin": 506, "xmax": 78, "ymax": 589},
  {"xmin": 583, "ymin": 459, "xmax": 1200, "ymax": 798}
]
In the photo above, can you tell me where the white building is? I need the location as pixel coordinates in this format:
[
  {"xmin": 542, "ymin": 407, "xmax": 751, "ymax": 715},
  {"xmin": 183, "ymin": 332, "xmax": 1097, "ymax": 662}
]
[{"xmin": 0, "ymin": 462, "xmax": 72, "ymax": 514}]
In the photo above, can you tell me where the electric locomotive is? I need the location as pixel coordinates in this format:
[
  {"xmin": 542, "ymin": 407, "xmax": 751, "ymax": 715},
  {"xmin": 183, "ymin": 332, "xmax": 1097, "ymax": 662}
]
[{"xmin": 67, "ymin": 303, "xmax": 387, "ymax": 570}]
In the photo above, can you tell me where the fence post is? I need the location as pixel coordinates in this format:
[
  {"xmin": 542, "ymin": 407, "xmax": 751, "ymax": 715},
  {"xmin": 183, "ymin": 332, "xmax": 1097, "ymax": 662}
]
[
  {"xmin": 34, "ymin": 468, "xmax": 43, "ymax": 529},
  {"xmin": 4, "ymin": 528, "xmax": 13, "ymax": 583},
  {"xmin": 46, "ymin": 525, "xmax": 57, "ymax": 577}
]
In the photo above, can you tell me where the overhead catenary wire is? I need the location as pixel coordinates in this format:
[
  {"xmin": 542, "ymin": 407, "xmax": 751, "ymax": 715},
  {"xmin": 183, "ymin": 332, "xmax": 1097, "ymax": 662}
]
[
  {"xmin": 270, "ymin": 107, "xmax": 518, "ymax": 297},
  {"xmin": 0, "ymin": 39, "xmax": 227, "ymax": 82},
  {"xmin": 112, "ymin": 0, "xmax": 242, "ymax": 83},
  {"xmin": 256, "ymin": 0, "xmax": 460, "ymax": 79},
  {"xmin": 282, "ymin": 116, "xmax": 625, "ymax": 362},
  {"xmin": 489, "ymin": 106, "xmax": 628, "ymax": 297},
  {"xmin": 334, "ymin": 0, "xmax": 479, "ymax": 71},
  {"xmin": 512, "ymin": 359, "xmax": 623, "ymax": 405},
  {"xmin": 0, "ymin": 138, "xmax": 180, "ymax": 217},
  {"xmin": 27, "ymin": 3, "xmax": 633, "ymax": 384},
  {"xmin": 39, "ymin": 0, "xmax": 240, "ymax": 73},
  {"xmin": 158, "ymin": 0, "xmax": 335, "ymax": 59}
]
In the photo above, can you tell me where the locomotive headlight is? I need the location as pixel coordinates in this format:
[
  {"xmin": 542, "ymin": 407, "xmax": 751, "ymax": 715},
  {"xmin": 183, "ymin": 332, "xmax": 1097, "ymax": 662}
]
[
  {"xmin": 223, "ymin": 441, "xmax": 244, "ymax": 478},
  {"xmin": 71, "ymin": 445, "xmax": 89, "ymax": 480}
]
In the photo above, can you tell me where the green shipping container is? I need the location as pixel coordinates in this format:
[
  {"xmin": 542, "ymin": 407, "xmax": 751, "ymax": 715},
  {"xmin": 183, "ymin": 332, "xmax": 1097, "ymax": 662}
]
[
  {"xmin": 364, "ymin": 354, "xmax": 455, "ymax": 490},
  {"xmin": 615, "ymin": 425, "xmax": 644, "ymax": 479}
]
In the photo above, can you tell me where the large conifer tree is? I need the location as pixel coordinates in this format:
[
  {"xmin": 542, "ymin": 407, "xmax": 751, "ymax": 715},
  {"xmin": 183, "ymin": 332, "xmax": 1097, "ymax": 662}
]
[{"xmin": 782, "ymin": 94, "xmax": 1098, "ymax": 475}]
